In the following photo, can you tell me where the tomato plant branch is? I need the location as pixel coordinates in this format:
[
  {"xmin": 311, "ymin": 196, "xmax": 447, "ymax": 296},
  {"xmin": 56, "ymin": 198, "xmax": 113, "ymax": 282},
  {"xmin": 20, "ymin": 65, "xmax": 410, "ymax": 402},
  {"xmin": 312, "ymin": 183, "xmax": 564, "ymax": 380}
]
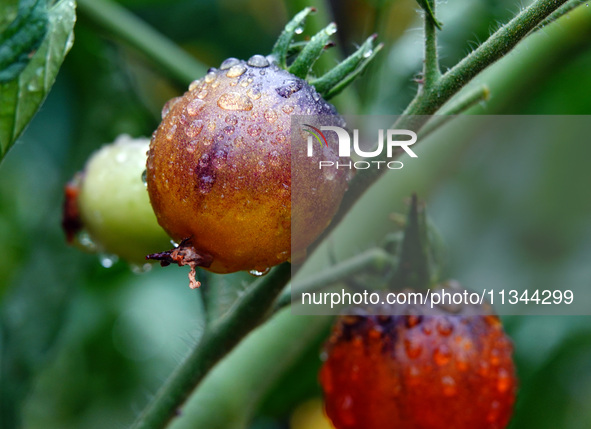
[
  {"xmin": 274, "ymin": 247, "xmax": 394, "ymax": 312},
  {"xmin": 419, "ymin": 85, "xmax": 490, "ymax": 139},
  {"xmin": 314, "ymin": 0, "xmax": 569, "ymax": 248},
  {"xmin": 422, "ymin": 0, "xmax": 441, "ymax": 89},
  {"xmin": 404, "ymin": 0, "xmax": 569, "ymax": 117},
  {"xmin": 535, "ymin": 0, "xmax": 588, "ymax": 31},
  {"xmin": 131, "ymin": 263, "xmax": 291, "ymax": 429},
  {"xmin": 77, "ymin": 0, "xmax": 207, "ymax": 87}
]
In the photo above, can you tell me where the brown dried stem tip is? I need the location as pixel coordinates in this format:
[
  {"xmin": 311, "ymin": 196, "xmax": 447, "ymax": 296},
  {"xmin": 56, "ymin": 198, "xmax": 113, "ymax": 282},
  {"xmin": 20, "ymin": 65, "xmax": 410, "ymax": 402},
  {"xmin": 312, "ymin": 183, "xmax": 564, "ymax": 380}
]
[{"xmin": 146, "ymin": 238, "xmax": 213, "ymax": 289}]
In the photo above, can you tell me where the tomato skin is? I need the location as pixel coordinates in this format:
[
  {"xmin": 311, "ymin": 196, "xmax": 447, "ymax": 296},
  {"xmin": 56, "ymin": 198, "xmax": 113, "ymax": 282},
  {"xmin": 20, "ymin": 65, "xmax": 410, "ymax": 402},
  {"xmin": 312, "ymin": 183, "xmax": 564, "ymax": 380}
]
[
  {"xmin": 320, "ymin": 310, "xmax": 517, "ymax": 429},
  {"xmin": 147, "ymin": 58, "xmax": 349, "ymax": 274}
]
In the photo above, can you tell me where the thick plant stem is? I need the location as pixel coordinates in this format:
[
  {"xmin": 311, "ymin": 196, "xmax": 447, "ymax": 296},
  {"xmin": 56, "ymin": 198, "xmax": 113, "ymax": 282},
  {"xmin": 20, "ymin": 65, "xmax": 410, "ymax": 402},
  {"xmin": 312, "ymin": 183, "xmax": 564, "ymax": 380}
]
[
  {"xmin": 131, "ymin": 263, "xmax": 291, "ymax": 429},
  {"xmin": 422, "ymin": 0, "xmax": 441, "ymax": 89},
  {"xmin": 77, "ymin": 0, "xmax": 207, "ymax": 87}
]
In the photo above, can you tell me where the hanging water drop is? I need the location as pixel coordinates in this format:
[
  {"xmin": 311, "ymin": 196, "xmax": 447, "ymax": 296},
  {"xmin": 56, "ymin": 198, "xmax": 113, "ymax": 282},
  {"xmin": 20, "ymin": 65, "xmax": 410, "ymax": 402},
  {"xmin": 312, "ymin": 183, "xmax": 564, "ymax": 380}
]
[{"xmin": 249, "ymin": 267, "xmax": 271, "ymax": 277}]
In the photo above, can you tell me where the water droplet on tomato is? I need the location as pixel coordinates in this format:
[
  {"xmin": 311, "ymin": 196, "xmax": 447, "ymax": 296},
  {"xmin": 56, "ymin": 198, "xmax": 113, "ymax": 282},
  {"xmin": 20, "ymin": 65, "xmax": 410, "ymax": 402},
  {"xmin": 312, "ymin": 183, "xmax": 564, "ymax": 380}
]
[{"xmin": 218, "ymin": 92, "xmax": 254, "ymax": 111}]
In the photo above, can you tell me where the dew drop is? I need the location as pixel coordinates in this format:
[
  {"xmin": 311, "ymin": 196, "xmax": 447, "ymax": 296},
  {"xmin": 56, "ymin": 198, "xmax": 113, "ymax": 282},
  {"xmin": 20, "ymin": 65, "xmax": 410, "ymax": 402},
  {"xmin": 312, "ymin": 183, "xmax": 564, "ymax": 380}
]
[
  {"xmin": 436, "ymin": 318, "xmax": 454, "ymax": 336},
  {"xmin": 247, "ymin": 124, "xmax": 262, "ymax": 137},
  {"xmin": 249, "ymin": 267, "xmax": 270, "ymax": 277},
  {"xmin": 256, "ymin": 160, "xmax": 266, "ymax": 173},
  {"xmin": 220, "ymin": 57, "xmax": 241, "ymax": 70},
  {"xmin": 404, "ymin": 338, "xmax": 422, "ymax": 359},
  {"xmin": 406, "ymin": 315, "xmax": 422, "ymax": 328},
  {"xmin": 496, "ymin": 368, "xmax": 512, "ymax": 393},
  {"xmin": 197, "ymin": 89, "xmax": 208, "ymax": 99},
  {"xmin": 223, "ymin": 125, "xmax": 235, "ymax": 135},
  {"xmin": 441, "ymin": 376, "xmax": 457, "ymax": 397},
  {"xmin": 213, "ymin": 150, "xmax": 227, "ymax": 169},
  {"xmin": 264, "ymin": 109, "xmax": 278, "ymax": 123},
  {"xmin": 434, "ymin": 344, "xmax": 451, "ymax": 366},
  {"xmin": 186, "ymin": 140, "xmax": 198, "ymax": 154},
  {"xmin": 226, "ymin": 63, "xmax": 247, "ymax": 78},
  {"xmin": 77, "ymin": 231, "xmax": 97, "ymax": 252},
  {"xmin": 276, "ymin": 79, "xmax": 304, "ymax": 98},
  {"xmin": 234, "ymin": 136, "xmax": 245, "ymax": 148},
  {"xmin": 178, "ymin": 114, "xmax": 189, "ymax": 126},
  {"xmin": 282, "ymin": 104, "xmax": 294, "ymax": 114},
  {"xmin": 490, "ymin": 348, "xmax": 501, "ymax": 366},
  {"xmin": 186, "ymin": 98, "xmax": 206, "ymax": 116},
  {"xmin": 161, "ymin": 97, "xmax": 181, "ymax": 119},
  {"xmin": 323, "ymin": 168, "xmax": 336, "ymax": 181},
  {"xmin": 487, "ymin": 401, "xmax": 501, "ymax": 423},
  {"xmin": 225, "ymin": 114, "xmax": 238, "ymax": 125},
  {"xmin": 166, "ymin": 124, "xmax": 177, "ymax": 140},
  {"xmin": 99, "ymin": 253, "xmax": 119, "ymax": 268},
  {"xmin": 207, "ymin": 121, "xmax": 216, "ymax": 132},
  {"xmin": 131, "ymin": 263, "xmax": 153, "ymax": 274},
  {"xmin": 276, "ymin": 250, "xmax": 289, "ymax": 260},
  {"xmin": 199, "ymin": 153, "xmax": 210, "ymax": 167},
  {"xmin": 188, "ymin": 79, "xmax": 202, "ymax": 91},
  {"xmin": 199, "ymin": 175, "xmax": 215, "ymax": 194},
  {"xmin": 218, "ymin": 92, "xmax": 254, "ymax": 111},
  {"xmin": 478, "ymin": 360, "xmax": 490, "ymax": 376},
  {"xmin": 185, "ymin": 119, "xmax": 204, "ymax": 138},
  {"xmin": 363, "ymin": 49, "xmax": 373, "ymax": 59},
  {"xmin": 246, "ymin": 85, "xmax": 262, "ymax": 100},
  {"xmin": 312, "ymin": 91, "xmax": 321, "ymax": 101},
  {"xmin": 275, "ymin": 132, "xmax": 286, "ymax": 144},
  {"xmin": 204, "ymin": 71, "xmax": 217, "ymax": 83},
  {"xmin": 247, "ymin": 54, "xmax": 270, "ymax": 67},
  {"xmin": 294, "ymin": 26, "xmax": 304, "ymax": 35},
  {"xmin": 141, "ymin": 169, "xmax": 147, "ymax": 185},
  {"xmin": 268, "ymin": 150, "xmax": 281, "ymax": 166}
]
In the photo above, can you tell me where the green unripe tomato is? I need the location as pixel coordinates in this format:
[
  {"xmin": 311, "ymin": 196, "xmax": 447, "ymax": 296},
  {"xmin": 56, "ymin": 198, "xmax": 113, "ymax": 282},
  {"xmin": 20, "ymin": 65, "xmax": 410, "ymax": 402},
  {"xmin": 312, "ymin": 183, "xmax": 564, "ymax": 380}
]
[{"xmin": 69, "ymin": 135, "xmax": 171, "ymax": 265}]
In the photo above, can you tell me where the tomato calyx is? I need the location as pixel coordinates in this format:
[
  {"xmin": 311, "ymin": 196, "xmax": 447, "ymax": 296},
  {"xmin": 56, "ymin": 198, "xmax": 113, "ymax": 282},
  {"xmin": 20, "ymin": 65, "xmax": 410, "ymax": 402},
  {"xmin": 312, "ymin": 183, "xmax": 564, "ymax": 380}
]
[{"xmin": 147, "ymin": 238, "xmax": 213, "ymax": 289}]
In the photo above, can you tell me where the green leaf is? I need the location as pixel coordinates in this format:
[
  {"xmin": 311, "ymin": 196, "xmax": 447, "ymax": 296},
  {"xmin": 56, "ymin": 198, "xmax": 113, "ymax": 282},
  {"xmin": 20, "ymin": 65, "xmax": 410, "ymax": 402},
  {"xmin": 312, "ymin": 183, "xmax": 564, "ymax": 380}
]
[
  {"xmin": 0, "ymin": 0, "xmax": 49, "ymax": 82},
  {"xmin": 0, "ymin": 0, "xmax": 76, "ymax": 163}
]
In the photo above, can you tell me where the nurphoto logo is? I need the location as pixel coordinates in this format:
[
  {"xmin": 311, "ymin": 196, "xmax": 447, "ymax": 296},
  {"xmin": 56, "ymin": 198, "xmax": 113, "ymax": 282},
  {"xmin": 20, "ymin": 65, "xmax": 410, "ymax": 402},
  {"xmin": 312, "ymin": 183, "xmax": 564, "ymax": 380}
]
[{"xmin": 303, "ymin": 124, "xmax": 418, "ymax": 171}]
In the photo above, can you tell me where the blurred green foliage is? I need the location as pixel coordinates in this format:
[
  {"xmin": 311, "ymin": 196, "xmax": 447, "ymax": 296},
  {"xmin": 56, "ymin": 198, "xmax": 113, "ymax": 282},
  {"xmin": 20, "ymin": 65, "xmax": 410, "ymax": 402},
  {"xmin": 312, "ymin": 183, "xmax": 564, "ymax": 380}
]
[{"xmin": 1, "ymin": 0, "xmax": 591, "ymax": 428}]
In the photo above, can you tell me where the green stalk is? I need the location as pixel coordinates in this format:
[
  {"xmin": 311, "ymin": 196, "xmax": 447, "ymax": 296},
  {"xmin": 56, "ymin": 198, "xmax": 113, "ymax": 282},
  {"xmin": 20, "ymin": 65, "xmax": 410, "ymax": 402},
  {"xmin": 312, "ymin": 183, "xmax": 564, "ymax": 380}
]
[
  {"xmin": 131, "ymin": 263, "xmax": 291, "ymax": 429},
  {"xmin": 422, "ymin": 0, "xmax": 441, "ymax": 89},
  {"xmin": 274, "ymin": 247, "xmax": 393, "ymax": 311},
  {"xmin": 77, "ymin": 0, "xmax": 207, "ymax": 87},
  {"xmin": 419, "ymin": 85, "xmax": 490, "ymax": 139}
]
